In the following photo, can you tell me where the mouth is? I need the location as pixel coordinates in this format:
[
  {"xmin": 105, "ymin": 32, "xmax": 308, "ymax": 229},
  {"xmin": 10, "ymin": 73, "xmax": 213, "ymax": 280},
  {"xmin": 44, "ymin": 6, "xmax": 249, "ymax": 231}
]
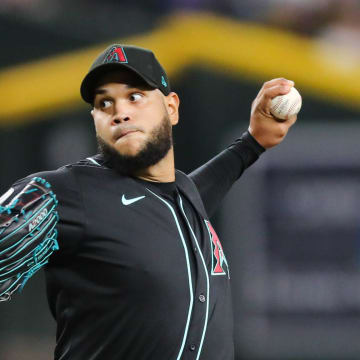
[{"xmin": 114, "ymin": 130, "xmax": 139, "ymax": 141}]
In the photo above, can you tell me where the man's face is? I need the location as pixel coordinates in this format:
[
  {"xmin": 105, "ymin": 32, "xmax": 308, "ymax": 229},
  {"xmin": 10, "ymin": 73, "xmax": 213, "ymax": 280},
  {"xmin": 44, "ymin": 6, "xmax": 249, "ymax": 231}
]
[{"xmin": 92, "ymin": 70, "xmax": 178, "ymax": 158}]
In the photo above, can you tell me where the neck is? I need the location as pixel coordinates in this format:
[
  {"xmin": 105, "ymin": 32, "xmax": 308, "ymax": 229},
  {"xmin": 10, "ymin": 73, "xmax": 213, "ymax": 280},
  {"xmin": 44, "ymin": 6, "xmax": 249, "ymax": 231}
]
[{"xmin": 135, "ymin": 148, "xmax": 175, "ymax": 183}]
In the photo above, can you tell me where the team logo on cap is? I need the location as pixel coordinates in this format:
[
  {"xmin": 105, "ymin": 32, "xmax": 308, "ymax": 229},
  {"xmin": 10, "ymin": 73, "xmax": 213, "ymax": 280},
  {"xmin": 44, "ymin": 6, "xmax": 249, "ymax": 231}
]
[
  {"xmin": 104, "ymin": 46, "xmax": 128, "ymax": 64},
  {"xmin": 205, "ymin": 220, "xmax": 230, "ymax": 278},
  {"xmin": 161, "ymin": 76, "xmax": 167, "ymax": 87}
]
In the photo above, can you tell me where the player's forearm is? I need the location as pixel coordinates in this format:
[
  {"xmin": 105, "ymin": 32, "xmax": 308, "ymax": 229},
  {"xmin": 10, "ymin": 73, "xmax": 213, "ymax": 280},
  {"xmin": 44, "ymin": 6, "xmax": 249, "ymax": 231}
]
[
  {"xmin": 189, "ymin": 131, "xmax": 264, "ymax": 217},
  {"xmin": 226, "ymin": 130, "xmax": 265, "ymax": 175}
]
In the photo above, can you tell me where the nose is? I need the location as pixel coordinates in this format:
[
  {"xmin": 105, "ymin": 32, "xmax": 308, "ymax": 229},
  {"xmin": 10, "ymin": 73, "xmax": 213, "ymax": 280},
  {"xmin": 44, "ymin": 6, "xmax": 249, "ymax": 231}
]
[
  {"xmin": 111, "ymin": 115, "xmax": 130, "ymax": 125},
  {"xmin": 111, "ymin": 101, "xmax": 131, "ymax": 125}
]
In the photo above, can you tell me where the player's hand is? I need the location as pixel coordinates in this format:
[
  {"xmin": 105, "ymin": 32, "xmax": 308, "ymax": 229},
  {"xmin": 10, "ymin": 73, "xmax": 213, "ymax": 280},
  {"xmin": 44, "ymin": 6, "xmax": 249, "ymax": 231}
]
[{"xmin": 248, "ymin": 78, "xmax": 298, "ymax": 149}]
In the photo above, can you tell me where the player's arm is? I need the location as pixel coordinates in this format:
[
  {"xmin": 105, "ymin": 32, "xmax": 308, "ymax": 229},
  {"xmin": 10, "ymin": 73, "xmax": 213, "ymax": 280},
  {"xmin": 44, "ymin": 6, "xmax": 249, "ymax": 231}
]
[
  {"xmin": 0, "ymin": 177, "xmax": 59, "ymax": 302},
  {"xmin": 190, "ymin": 78, "xmax": 298, "ymax": 217},
  {"xmin": 189, "ymin": 131, "xmax": 263, "ymax": 217}
]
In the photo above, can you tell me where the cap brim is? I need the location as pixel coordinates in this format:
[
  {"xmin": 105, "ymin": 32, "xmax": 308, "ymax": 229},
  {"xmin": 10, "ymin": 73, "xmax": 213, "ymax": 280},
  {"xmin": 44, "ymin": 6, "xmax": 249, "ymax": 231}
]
[{"xmin": 80, "ymin": 63, "xmax": 158, "ymax": 103}]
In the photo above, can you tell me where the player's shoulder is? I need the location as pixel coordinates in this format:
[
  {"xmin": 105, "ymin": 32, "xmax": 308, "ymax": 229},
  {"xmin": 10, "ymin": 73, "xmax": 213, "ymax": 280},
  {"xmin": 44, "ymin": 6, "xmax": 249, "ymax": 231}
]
[
  {"xmin": 72, "ymin": 154, "xmax": 107, "ymax": 169},
  {"xmin": 12, "ymin": 155, "xmax": 106, "ymax": 192},
  {"xmin": 50, "ymin": 154, "xmax": 107, "ymax": 173}
]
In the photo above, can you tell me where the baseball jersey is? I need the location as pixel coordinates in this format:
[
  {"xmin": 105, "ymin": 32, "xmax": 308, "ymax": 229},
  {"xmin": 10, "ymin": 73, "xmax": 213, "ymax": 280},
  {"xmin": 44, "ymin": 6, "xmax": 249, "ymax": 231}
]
[{"xmin": 9, "ymin": 131, "xmax": 264, "ymax": 360}]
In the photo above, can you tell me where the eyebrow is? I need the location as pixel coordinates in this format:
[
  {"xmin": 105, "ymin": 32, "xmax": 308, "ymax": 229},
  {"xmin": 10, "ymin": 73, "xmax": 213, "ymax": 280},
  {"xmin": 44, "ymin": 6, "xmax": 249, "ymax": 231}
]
[{"xmin": 94, "ymin": 89, "xmax": 108, "ymax": 96}]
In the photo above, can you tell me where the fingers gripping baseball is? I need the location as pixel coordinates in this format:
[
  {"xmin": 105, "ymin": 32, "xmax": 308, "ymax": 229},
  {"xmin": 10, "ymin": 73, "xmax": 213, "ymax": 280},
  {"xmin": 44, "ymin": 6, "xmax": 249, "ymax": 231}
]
[{"xmin": 248, "ymin": 78, "xmax": 299, "ymax": 149}]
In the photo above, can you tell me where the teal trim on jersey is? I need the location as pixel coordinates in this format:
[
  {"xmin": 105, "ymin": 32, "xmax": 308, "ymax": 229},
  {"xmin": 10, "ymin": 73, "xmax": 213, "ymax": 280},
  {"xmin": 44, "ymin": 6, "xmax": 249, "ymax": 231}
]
[
  {"xmin": 179, "ymin": 196, "xmax": 210, "ymax": 360},
  {"xmin": 146, "ymin": 188, "xmax": 194, "ymax": 360},
  {"xmin": 86, "ymin": 157, "xmax": 101, "ymax": 166}
]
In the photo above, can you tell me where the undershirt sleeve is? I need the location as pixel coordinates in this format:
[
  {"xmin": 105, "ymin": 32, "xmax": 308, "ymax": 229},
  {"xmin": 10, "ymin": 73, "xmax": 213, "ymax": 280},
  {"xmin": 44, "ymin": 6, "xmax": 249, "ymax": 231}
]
[{"xmin": 189, "ymin": 130, "xmax": 265, "ymax": 217}]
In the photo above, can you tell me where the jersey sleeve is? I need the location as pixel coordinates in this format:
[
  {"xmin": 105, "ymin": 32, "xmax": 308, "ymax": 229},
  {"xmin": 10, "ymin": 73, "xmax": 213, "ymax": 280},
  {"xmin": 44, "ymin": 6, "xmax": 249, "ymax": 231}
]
[
  {"xmin": 11, "ymin": 166, "xmax": 85, "ymax": 261},
  {"xmin": 189, "ymin": 131, "xmax": 265, "ymax": 217}
]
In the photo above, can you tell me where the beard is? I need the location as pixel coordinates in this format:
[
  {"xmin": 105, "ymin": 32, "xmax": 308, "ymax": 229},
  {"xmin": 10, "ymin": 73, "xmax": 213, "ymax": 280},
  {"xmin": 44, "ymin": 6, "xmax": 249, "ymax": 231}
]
[{"xmin": 97, "ymin": 115, "xmax": 173, "ymax": 176}]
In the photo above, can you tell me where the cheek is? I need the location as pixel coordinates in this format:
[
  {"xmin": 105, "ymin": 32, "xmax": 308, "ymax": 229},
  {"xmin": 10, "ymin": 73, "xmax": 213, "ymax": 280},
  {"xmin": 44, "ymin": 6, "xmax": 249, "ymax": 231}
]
[
  {"xmin": 142, "ymin": 107, "xmax": 167, "ymax": 131},
  {"xmin": 93, "ymin": 114, "xmax": 111, "ymax": 138},
  {"xmin": 94, "ymin": 120, "xmax": 103, "ymax": 134}
]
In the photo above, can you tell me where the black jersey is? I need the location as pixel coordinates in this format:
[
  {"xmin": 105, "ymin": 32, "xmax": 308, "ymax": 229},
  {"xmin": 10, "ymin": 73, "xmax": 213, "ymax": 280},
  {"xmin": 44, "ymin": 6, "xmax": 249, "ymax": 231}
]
[{"xmin": 10, "ymin": 131, "xmax": 264, "ymax": 360}]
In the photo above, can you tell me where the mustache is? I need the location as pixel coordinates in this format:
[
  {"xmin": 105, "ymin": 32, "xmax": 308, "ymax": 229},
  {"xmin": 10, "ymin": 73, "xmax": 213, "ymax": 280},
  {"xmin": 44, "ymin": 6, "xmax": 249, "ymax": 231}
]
[{"xmin": 112, "ymin": 125, "xmax": 143, "ymax": 140}]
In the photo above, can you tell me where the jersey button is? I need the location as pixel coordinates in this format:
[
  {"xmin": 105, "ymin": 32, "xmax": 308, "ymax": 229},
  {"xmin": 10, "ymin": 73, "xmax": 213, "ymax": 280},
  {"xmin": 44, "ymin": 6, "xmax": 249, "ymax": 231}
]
[
  {"xmin": 189, "ymin": 344, "xmax": 196, "ymax": 351},
  {"xmin": 199, "ymin": 294, "xmax": 206, "ymax": 303}
]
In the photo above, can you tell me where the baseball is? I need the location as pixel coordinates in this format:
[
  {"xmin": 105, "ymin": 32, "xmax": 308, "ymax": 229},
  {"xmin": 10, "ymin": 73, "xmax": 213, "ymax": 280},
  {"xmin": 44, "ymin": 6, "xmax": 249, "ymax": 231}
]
[{"xmin": 270, "ymin": 87, "xmax": 302, "ymax": 121}]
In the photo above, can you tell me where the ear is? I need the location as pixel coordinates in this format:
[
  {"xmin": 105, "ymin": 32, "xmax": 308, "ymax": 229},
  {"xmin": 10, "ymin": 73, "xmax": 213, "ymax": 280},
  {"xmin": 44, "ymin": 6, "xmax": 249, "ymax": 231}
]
[{"xmin": 165, "ymin": 92, "xmax": 180, "ymax": 126}]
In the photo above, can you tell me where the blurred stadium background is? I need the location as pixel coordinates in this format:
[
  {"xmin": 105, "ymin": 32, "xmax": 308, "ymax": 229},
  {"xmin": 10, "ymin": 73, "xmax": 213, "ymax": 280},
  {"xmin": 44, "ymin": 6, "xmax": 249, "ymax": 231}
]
[{"xmin": 1, "ymin": 0, "xmax": 360, "ymax": 359}]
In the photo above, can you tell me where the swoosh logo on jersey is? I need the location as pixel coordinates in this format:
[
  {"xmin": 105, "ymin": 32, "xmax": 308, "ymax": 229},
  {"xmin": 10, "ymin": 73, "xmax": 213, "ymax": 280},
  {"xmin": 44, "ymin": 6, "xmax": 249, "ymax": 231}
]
[{"xmin": 121, "ymin": 195, "xmax": 145, "ymax": 206}]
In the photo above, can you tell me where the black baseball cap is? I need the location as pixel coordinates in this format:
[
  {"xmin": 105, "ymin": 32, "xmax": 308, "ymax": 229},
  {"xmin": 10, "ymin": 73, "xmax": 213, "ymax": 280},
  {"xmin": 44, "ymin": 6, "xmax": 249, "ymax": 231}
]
[{"xmin": 80, "ymin": 44, "xmax": 171, "ymax": 103}]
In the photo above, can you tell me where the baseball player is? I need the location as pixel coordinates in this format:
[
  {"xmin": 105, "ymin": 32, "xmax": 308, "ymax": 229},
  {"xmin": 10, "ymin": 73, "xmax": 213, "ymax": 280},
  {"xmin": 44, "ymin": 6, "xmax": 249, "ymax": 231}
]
[{"xmin": 0, "ymin": 44, "xmax": 297, "ymax": 359}]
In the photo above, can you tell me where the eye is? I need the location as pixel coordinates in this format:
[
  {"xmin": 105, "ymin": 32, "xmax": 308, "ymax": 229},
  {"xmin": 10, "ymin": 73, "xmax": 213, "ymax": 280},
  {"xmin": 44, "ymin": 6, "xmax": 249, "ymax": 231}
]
[
  {"xmin": 129, "ymin": 93, "xmax": 143, "ymax": 102},
  {"xmin": 100, "ymin": 100, "xmax": 113, "ymax": 109}
]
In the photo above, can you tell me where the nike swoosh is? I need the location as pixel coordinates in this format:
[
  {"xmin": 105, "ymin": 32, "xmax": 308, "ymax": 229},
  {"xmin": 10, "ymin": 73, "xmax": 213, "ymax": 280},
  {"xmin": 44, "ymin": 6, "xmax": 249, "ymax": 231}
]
[{"xmin": 122, "ymin": 195, "xmax": 145, "ymax": 206}]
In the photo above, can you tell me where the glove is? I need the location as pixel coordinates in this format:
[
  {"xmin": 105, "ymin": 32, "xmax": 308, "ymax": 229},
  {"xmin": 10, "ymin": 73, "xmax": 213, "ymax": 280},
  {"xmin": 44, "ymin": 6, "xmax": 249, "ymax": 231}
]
[{"xmin": 0, "ymin": 177, "xmax": 59, "ymax": 301}]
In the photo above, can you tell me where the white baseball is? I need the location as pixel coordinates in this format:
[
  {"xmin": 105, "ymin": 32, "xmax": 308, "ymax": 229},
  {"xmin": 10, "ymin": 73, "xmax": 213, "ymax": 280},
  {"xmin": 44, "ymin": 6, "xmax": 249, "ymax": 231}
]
[{"xmin": 270, "ymin": 87, "xmax": 302, "ymax": 120}]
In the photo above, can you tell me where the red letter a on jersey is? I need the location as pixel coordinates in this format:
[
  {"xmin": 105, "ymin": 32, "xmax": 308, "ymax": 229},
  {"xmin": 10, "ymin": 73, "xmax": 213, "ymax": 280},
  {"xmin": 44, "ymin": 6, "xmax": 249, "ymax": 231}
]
[{"xmin": 205, "ymin": 220, "xmax": 230, "ymax": 278}]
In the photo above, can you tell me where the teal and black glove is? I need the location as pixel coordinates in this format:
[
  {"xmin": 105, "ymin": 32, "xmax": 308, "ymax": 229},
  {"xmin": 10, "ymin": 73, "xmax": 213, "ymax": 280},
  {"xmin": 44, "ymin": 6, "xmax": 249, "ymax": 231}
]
[{"xmin": 0, "ymin": 177, "xmax": 59, "ymax": 301}]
